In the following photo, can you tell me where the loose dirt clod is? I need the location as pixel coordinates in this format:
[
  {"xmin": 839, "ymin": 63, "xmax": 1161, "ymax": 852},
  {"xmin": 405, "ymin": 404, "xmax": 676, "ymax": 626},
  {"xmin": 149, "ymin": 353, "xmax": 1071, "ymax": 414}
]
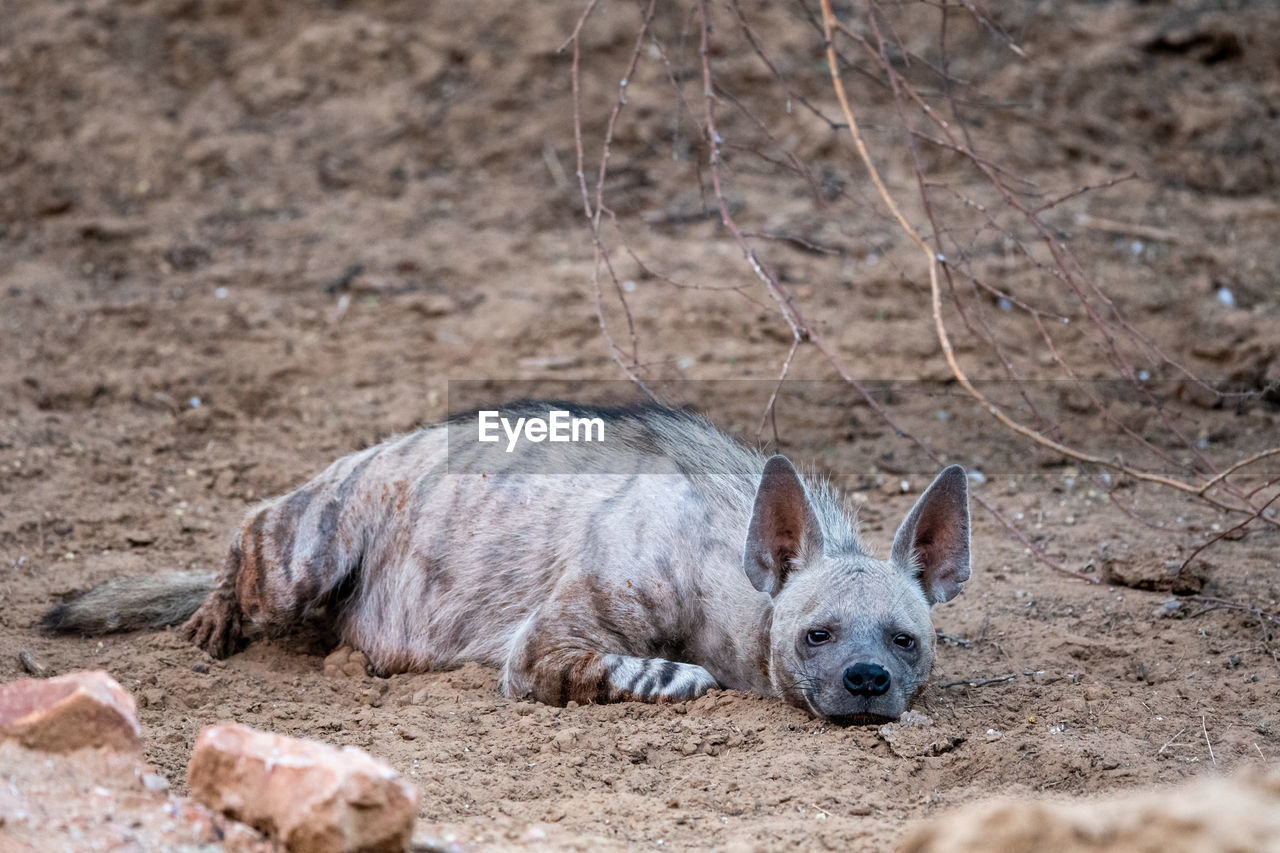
[
  {"xmin": 1102, "ymin": 554, "xmax": 1209, "ymax": 594},
  {"xmin": 324, "ymin": 646, "xmax": 371, "ymax": 679}
]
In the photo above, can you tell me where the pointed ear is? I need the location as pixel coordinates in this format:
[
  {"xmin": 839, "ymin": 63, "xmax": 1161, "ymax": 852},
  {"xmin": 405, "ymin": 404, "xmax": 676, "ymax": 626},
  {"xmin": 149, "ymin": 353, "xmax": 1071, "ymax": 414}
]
[
  {"xmin": 891, "ymin": 465, "xmax": 971, "ymax": 605},
  {"xmin": 743, "ymin": 456, "xmax": 823, "ymax": 596}
]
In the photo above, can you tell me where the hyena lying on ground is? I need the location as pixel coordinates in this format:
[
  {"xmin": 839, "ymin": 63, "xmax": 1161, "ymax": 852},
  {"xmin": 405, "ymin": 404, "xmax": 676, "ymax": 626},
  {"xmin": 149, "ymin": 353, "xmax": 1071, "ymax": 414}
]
[{"xmin": 45, "ymin": 402, "xmax": 971, "ymax": 723}]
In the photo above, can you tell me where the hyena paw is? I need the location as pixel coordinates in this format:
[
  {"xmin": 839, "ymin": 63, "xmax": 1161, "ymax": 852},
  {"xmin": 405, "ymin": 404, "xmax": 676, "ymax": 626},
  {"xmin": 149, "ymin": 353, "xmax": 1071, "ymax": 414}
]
[
  {"xmin": 668, "ymin": 664, "xmax": 719, "ymax": 701},
  {"xmin": 611, "ymin": 657, "xmax": 720, "ymax": 703},
  {"xmin": 181, "ymin": 593, "xmax": 241, "ymax": 659}
]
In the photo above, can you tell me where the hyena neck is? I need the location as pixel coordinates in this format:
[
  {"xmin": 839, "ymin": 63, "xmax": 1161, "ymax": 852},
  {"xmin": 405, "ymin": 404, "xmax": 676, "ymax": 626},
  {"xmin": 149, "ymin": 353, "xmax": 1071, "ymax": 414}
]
[
  {"xmin": 749, "ymin": 603, "xmax": 778, "ymax": 697},
  {"xmin": 697, "ymin": 589, "xmax": 776, "ymax": 697}
]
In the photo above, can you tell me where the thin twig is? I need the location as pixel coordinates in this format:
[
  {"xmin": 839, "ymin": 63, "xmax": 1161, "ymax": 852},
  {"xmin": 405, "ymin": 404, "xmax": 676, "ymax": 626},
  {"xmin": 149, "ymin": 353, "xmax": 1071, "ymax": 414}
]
[
  {"xmin": 937, "ymin": 671, "xmax": 1040, "ymax": 689},
  {"xmin": 1157, "ymin": 728, "xmax": 1187, "ymax": 756},
  {"xmin": 1180, "ymin": 490, "xmax": 1280, "ymax": 571},
  {"xmin": 1186, "ymin": 595, "xmax": 1280, "ymax": 627}
]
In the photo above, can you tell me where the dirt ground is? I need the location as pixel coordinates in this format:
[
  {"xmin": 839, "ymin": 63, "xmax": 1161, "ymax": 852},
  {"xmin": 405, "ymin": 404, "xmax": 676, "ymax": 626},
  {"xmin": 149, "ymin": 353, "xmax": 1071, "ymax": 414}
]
[{"xmin": 2, "ymin": 0, "xmax": 1278, "ymax": 850}]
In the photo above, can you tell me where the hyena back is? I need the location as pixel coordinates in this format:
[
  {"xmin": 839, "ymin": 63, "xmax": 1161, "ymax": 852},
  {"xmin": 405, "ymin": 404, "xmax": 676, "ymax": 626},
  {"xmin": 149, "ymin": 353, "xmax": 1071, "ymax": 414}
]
[{"xmin": 45, "ymin": 402, "xmax": 971, "ymax": 722}]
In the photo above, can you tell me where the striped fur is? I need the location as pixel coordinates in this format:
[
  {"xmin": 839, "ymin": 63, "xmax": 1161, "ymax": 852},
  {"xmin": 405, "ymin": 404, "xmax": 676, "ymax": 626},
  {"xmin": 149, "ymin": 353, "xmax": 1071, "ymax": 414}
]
[{"xmin": 44, "ymin": 402, "xmax": 971, "ymax": 721}]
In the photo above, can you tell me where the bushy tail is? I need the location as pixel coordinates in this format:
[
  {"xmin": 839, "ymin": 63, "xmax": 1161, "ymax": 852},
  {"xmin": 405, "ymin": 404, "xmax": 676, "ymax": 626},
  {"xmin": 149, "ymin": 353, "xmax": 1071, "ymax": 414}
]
[{"xmin": 41, "ymin": 571, "xmax": 216, "ymax": 635}]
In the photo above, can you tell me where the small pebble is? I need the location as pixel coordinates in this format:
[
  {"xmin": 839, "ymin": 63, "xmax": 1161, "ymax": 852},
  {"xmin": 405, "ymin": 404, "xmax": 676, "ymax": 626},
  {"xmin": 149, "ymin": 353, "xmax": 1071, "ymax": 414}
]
[
  {"xmin": 18, "ymin": 649, "xmax": 47, "ymax": 677},
  {"xmin": 142, "ymin": 773, "xmax": 170, "ymax": 792}
]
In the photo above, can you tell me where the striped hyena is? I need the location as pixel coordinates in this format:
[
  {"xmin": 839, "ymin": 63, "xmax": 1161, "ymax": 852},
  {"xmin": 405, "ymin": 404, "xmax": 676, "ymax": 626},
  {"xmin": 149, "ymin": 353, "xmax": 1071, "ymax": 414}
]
[{"xmin": 44, "ymin": 402, "xmax": 971, "ymax": 723}]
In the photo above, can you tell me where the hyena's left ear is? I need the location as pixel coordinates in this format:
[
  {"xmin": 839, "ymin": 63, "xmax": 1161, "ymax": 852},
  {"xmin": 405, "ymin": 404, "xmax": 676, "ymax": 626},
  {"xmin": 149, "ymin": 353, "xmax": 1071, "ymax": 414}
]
[
  {"xmin": 891, "ymin": 465, "xmax": 971, "ymax": 605},
  {"xmin": 743, "ymin": 455, "xmax": 824, "ymax": 596}
]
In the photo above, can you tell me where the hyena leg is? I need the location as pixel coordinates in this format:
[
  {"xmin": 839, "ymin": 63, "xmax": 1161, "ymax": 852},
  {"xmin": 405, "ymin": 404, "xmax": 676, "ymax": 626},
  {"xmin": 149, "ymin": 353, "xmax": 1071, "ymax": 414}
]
[
  {"xmin": 182, "ymin": 543, "xmax": 244, "ymax": 658},
  {"xmin": 601, "ymin": 654, "xmax": 720, "ymax": 703},
  {"xmin": 183, "ymin": 448, "xmax": 381, "ymax": 658},
  {"xmin": 504, "ymin": 645, "xmax": 719, "ymax": 706}
]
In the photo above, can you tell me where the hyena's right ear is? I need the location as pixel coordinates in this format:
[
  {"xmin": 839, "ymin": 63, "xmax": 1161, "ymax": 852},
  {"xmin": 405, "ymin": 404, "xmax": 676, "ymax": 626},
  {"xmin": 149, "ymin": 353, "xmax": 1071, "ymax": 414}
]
[
  {"xmin": 891, "ymin": 464, "xmax": 971, "ymax": 605},
  {"xmin": 743, "ymin": 455, "xmax": 823, "ymax": 596}
]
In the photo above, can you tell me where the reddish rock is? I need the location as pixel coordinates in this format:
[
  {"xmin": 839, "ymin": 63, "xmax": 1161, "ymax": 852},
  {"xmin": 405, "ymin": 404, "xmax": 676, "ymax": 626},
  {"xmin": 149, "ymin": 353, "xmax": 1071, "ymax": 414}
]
[
  {"xmin": 0, "ymin": 669, "xmax": 141, "ymax": 753},
  {"xmin": 188, "ymin": 722, "xmax": 419, "ymax": 853}
]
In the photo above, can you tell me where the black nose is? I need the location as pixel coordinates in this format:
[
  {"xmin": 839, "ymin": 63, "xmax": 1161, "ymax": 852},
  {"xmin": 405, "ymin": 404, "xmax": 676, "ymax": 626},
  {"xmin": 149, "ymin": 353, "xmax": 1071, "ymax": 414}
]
[{"xmin": 843, "ymin": 663, "xmax": 891, "ymax": 697}]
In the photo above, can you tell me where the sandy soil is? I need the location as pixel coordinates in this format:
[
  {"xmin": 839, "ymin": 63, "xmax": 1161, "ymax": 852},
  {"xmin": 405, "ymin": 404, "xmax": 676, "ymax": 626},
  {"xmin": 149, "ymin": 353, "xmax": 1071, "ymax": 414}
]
[{"xmin": 1, "ymin": 0, "xmax": 1278, "ymax": 850}]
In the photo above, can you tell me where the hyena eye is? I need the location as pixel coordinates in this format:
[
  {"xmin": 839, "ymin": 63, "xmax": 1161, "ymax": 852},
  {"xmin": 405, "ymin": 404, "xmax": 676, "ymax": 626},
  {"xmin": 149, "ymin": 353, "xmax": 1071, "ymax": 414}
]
[
  {"xmin": 892, "ymin": 633, "xmax": 916, "ymax": 650},
  {"xmin": 806, "ymin": 629, "xmax": 831, "ymax": 646}
]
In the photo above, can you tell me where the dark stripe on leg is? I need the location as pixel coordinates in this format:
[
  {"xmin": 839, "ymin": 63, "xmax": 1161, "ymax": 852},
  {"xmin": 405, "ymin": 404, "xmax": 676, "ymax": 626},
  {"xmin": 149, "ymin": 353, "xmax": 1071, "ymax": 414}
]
[
  {"xmin": 634, "ymin": 672, "xmax": 658, "ymax": 697},
  {"xmin": 273, "ymin": 487, "xmax": 315, "ymax": 584},
  {"xmin": 626, "ymin": 659, "xmax": 653, "ymax": 695},
  {"xmin": 655, "ymin": 660, "xmax": 680, "ymax": 693},
  {"xmin": 253, "ymin": 511, "xmax": 270, "ymax": 608},
  {"xmin": 299, "ymin": 453, "xmax": 377, "ymax": 609}
]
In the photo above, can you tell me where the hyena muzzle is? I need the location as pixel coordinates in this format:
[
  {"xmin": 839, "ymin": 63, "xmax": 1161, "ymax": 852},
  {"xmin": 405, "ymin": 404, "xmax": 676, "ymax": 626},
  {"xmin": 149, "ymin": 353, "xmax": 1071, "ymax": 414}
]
[{"xmin": 44, "ymin": 402, "xmax": 971, "ymax": 723}]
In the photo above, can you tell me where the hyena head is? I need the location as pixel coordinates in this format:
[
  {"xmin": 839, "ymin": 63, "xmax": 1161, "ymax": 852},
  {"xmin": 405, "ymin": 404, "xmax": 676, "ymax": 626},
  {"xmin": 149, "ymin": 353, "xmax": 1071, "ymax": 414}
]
[{"xmin": 744, "ymin": 457, "xmax": 971, "ymax": 724}]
